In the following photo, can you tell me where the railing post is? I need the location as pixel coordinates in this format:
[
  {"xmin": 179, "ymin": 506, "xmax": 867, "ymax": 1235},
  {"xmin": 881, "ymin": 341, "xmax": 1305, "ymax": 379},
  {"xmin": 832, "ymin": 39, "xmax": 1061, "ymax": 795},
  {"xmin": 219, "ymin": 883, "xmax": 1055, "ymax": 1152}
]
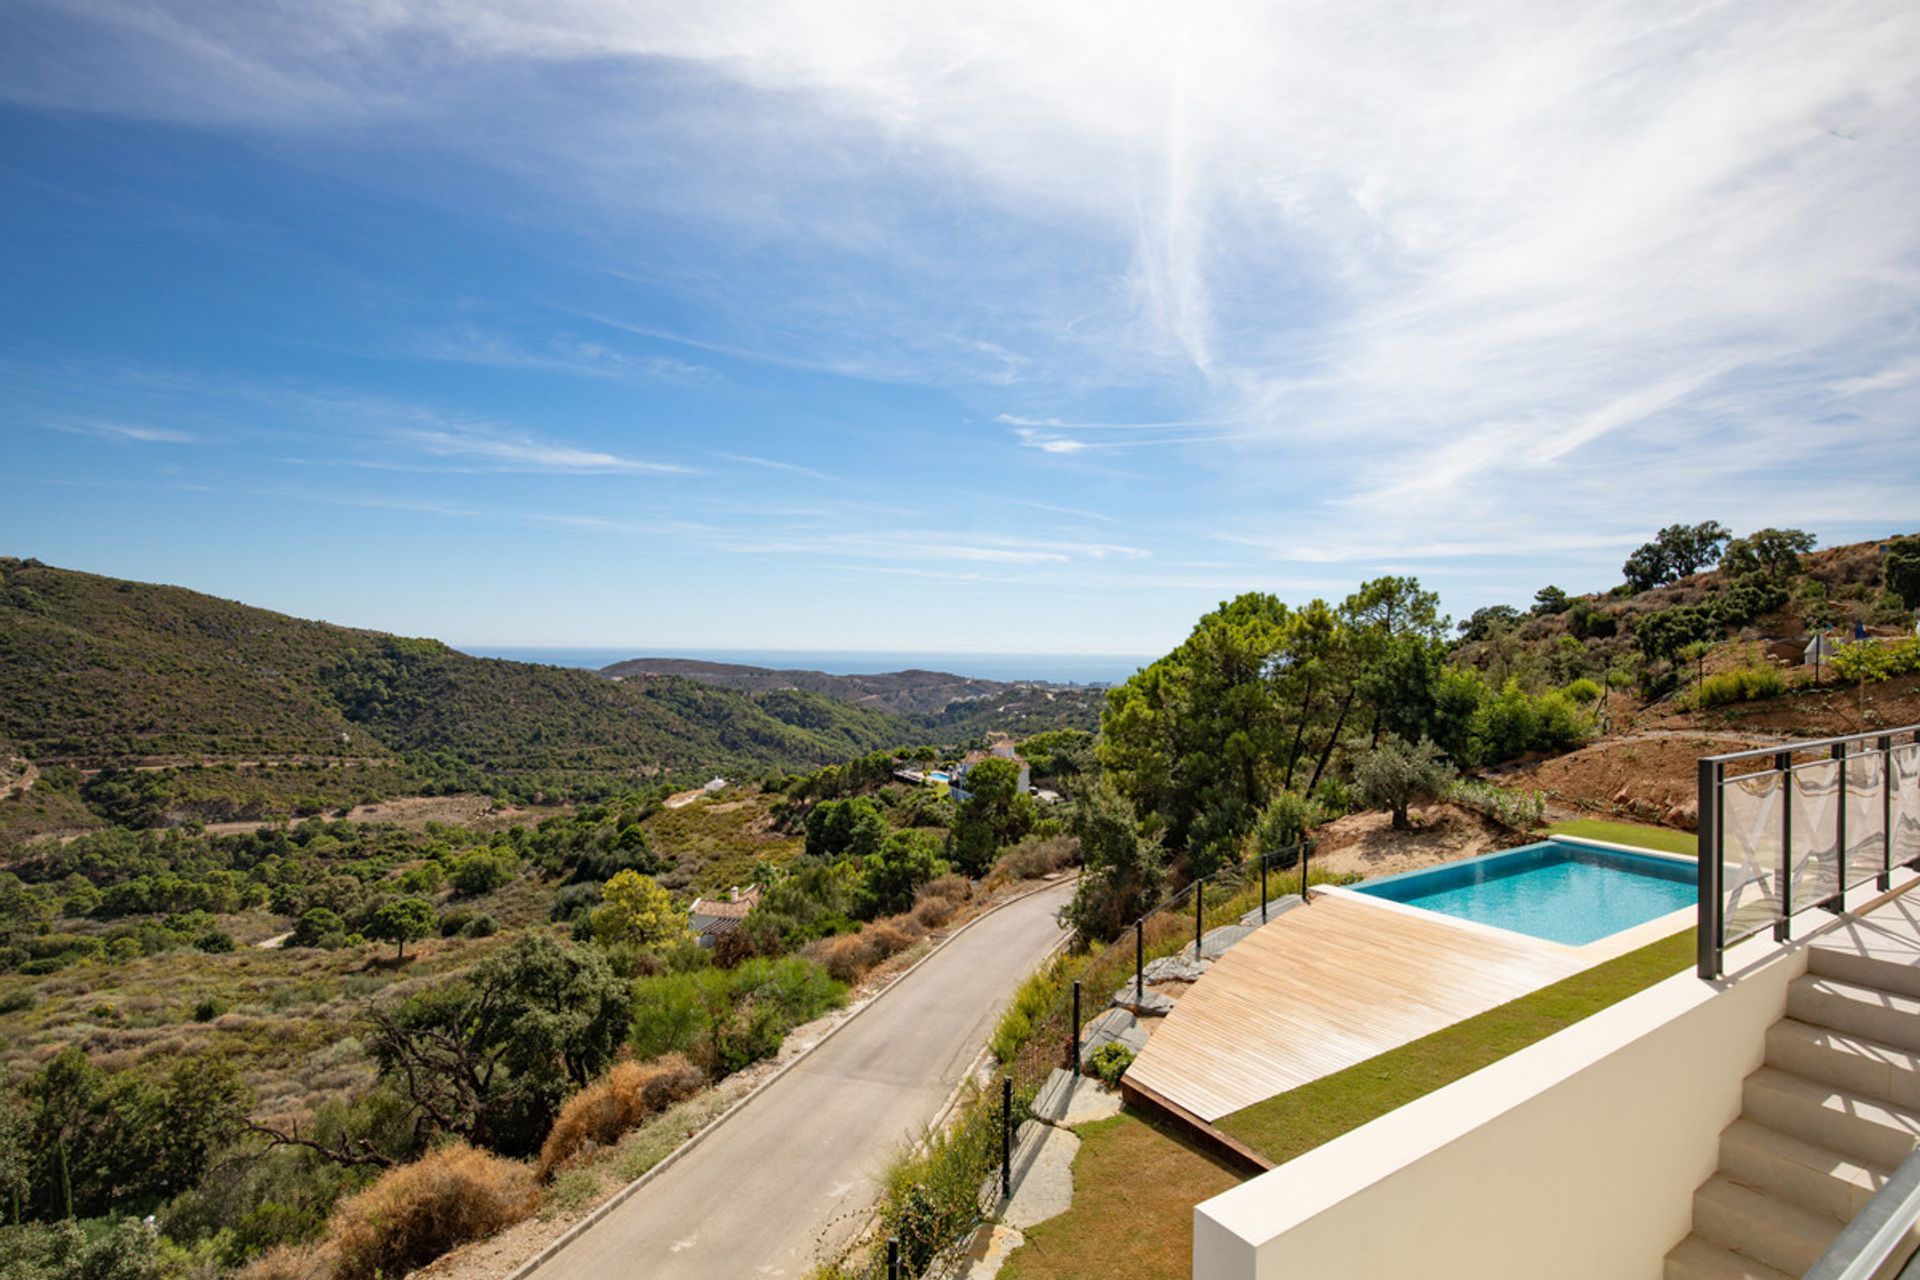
[
  {"xmin": 1698, "ymin": 756, "xmax": 1722, "ymax": 980},
  {"xmin": 1881, "ymin": 735, "xmax": 1894, "ymax": 891},
  {"xmin": 1830, "ymin": 741, "xmax": 1849, "ymax": 911},
  {"xmin": 1194, "ymin": 883, "xmax": 1203, "ymax": 956},
  {"xmin": 1776, "ymin": 751, "xmax": 1794, "ymax": 943},
  {"xmin": 1001, "ymin": 1075, "xmax": 1012, "ymax": 1201},
  {"xmin": 1134, "ymin": 920, "xmax": 1143, "ymax": 1003},
  {"xmin": 1301, "ymin": 840, "xmax": 1311, "ymax": 901},
  {"xmin": 1260, "ymin": 853, "xmax": 1268, "ymax": 923},
  {"xmin": 1070, "ymin": 980, "xmax": 1081, "ymax": 1077},
  {"xmin": 888, "ymin": 1235, "xmax": 901, "ymax": 1280}
]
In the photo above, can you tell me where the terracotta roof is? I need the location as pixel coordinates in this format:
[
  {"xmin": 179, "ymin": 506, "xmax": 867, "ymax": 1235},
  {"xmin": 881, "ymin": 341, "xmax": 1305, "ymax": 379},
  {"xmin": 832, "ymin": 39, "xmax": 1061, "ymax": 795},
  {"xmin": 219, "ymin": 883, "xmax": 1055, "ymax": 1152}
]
[{"xmin": 689, "ymin": 884, "xmax": 761, "ymax": 923}]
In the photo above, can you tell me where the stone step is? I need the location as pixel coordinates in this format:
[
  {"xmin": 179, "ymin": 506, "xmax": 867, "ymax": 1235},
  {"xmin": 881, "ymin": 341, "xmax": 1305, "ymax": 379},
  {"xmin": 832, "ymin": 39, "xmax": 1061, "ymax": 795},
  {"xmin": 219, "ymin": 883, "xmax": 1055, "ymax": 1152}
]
[
  {"xmin": 1690, "ymin": 1173, "xmax": 1841, "ymax": 1276},
  {"xmin": 1810, "ymin": 941, "xmax": 1920, "ymax": 1002},
  {"xmin": 1663, "ymin": 1233, "xmax": 1793, "ymax": 1280},
  {"xmin": 1742, "ymin": 1067, "xmax": 1920, "ymax": 1170},
  {"xmin": 1077, "ymin": 1007, "xmax": 1146, "ymax": 1068},
  {"xmin": 1786, "ymin": 975, "xmax": 1920, "ymax": 1053},
  {"xmin": 1766, "ymin": 1017, "xmax": 1920, "ymax": 1110},
  {"xmin": 1718, "ymin": 1117, "xmax": 1890, "ymax": 1223}
]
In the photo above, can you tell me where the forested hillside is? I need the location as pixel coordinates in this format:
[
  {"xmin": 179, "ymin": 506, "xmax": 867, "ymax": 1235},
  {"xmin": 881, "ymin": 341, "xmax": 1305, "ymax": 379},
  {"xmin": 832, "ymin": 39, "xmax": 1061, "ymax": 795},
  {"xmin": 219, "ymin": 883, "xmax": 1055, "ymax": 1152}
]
[{"xmin": 0, "ymin": 560, "xmax": 915, "ymax": 830}]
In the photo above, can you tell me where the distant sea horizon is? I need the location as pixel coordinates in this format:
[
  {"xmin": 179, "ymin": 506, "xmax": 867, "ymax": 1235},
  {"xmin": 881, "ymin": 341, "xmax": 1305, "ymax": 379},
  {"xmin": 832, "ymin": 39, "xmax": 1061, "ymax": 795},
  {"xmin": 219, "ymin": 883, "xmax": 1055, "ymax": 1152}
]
[{"xmin": 455, "ymin": 646, "xmax": 1153, "ymax": 686}]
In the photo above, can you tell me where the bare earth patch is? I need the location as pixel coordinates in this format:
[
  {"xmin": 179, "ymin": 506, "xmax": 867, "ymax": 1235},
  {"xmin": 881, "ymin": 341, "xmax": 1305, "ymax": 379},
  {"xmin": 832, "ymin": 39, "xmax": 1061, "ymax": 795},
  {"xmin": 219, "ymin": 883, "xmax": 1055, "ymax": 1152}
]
[
  {"xmin": 198, "ymin": 793, "xmax": 551, "ymax": 837},
  {"xmin": 1311, "ymin": 802, "xmax": 1529, "ymax": 880}
]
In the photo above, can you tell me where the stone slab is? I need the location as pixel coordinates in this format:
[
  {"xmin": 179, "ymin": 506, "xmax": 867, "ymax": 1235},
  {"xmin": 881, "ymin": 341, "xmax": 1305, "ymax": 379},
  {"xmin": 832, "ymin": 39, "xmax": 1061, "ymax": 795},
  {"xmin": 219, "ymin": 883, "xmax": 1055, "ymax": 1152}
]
[
  {"xmin": 1001, "ymin": 1123, "xmax": 1080, "ymax": 1229},
  {"xmin": 1109, "ymin": 985, "xmax": 1177, "ymax": 1016},
  {"xmin": 958, "ymin": 1224, "xmax": 1027, "ymax": 1280},
  {"xmin": 1079, "ymin": 1007, "xmax": 1147, "ymax": 1065},
  {"xmin": 1240, "ymin": 896, "xmax": 1309, "ymax": 928}
]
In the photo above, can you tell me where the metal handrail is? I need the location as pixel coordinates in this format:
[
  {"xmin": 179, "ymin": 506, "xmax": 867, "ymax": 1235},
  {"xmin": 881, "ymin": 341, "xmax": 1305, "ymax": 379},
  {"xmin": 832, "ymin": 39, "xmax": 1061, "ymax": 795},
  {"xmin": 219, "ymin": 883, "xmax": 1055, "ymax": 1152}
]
[
  {"xmin": 1801, "ymin": 1145, "xmax": 1920, "ymax": 1280},
  {"xmin": 1697, "ymin": 724, "xmax": 1920, "ymax": 980}
]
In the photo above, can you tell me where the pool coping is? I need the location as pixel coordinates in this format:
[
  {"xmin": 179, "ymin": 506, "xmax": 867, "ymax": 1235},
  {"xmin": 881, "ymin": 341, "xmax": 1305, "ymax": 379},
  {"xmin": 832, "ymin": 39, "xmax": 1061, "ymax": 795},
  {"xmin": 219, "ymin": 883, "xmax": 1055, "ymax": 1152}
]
[{"xmin": 1318, "ymin": 835, "xmax": 1698, "ymax": 961}]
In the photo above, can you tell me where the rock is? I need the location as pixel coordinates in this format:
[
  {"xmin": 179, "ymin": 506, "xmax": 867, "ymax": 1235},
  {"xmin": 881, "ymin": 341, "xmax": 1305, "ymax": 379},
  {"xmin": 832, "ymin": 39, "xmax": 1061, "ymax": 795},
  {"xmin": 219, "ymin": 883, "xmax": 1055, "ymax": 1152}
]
[
  {"xmin": 1666, "ymin": 800, "xmax": 1699, "ymax": 832},
  {"xmin": 958, "ymin": 1225, "xmax": 1027, "ymax": 1280},
  {"xmin": 1109, "ymin": 985, "xmax": 1176, "ymax": 1016},
  {"xmin": 1078, "ymin": 1007, "xmax": 1147, "ymax": 1065},
  {"xmin": 1141, "ymin": 954, "xmax": 1211, "ymax": 983}
]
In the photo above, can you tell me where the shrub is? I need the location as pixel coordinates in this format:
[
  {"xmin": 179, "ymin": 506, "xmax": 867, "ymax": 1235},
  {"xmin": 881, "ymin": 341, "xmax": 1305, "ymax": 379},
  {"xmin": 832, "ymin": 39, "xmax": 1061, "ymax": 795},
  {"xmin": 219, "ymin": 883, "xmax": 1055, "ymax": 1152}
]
[
  {"xmin": 1562, "ymin": 677, "xmax": 1604, "ymax": 704},
  {"xmin": 912, "ymin": 894, "xmax": 957, "ymax": 929},
  {"xmin": 1087, "ymin": 1042, "xmax": 1135, "ymax": 1087},
  {"xmin": 1445, "ymin": 780, "xmax": 1546, "ymax": 830},
  {"xmin": 460, "ymin": 913, "xmax": 498, "ymax": 939},
  {"xmin": 922, "ymin": 874, "xmax": 972, "ymax": 905},
  {"xmin": 1676, "ymin": 663, "xmax": 1789, "ymax": 710},
  {"xmin": 325, "ymin": 1144, "xmax": 537, "ymax": 1280},
  {"xmin": 864, "ymin": 918, "xmax": 918, "ymax": 961},
  {"xmin": 536, "ymin": 1055, "xmax": 705, "ymax": 1177},
  {"xmin": 196, "ymin": 930, "xmax": 237, "ymax": 953},
  {"xmin": 814, "ymin": 934, "xmax": 879, "ymax": 984},
  {"xmin": 989, "ymin": 835, "xmax": 1078, "ymax": 882},
  {"xmin": 628, "ymin": 959, "xmax": 844, "ymax": 1073}
]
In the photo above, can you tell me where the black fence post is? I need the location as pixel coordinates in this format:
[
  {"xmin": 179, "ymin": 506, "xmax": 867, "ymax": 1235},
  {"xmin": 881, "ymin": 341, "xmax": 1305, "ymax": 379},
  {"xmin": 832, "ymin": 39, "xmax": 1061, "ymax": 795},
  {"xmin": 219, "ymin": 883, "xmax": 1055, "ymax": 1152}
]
[
  {"xmin": 1134, "ymin": 920, "xmax": 1143, "ymax": 1003},
  {"xmin": 1881, "ymin": 735, "xmax": 1895, "ymax": 890},
  {"xmin": 1260, "ymin": 853, "xmax": 1268, "ymax": 923},
  {"xmin": 1301, "ymin": 841, "xmax": 1311, "ymax": 901},
  {"xmin": 1070, "ymin": 980, "xmax": 1081, "ymax": 1076},
  {"xmin": 1697, "ymin": 756, "xmax": 1722, "ymax": 980},
  {"xmin": 1194, "ymin": 883, "xmax": 1203, "ymax": 956},
  {"xmin": 888, "ymin": 1234, "xmax": 901, "ymax": 1280},
  {"xmin": 1001, "ymin": 1075, "xmax": 1012, "ymax": 1201},
  {"xmin": 1776, "ymin": 751, "xmax": 1794, "ymax": 943},
  {"xmin": 1831, "ymin": 741, "xmax": 1849, "ymax": 911}
]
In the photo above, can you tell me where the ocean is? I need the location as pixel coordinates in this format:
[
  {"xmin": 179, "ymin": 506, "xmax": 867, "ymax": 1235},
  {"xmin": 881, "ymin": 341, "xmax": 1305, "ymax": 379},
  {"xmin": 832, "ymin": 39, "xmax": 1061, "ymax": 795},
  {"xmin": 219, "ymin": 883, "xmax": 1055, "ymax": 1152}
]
[{"xmin": 454, "ymin": 646, "xmax": 1152, "ymax": 686}]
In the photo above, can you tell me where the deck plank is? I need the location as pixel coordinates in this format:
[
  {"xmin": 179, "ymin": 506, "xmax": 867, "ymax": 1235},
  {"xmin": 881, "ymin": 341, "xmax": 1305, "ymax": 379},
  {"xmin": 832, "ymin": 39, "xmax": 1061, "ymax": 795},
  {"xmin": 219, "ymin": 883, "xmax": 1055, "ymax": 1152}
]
[{"xmin": 1124, "ymin": 892, "xmax": 1589, "ymax": 1121}]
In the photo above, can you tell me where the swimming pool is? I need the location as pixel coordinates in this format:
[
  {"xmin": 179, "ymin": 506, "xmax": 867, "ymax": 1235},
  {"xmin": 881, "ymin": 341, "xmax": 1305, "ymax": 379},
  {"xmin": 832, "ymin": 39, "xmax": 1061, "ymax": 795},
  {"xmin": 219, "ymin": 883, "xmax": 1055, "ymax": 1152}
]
[{"xmin": 1353, "ymin": 839, "xmax": 1695, "ymax": 946}]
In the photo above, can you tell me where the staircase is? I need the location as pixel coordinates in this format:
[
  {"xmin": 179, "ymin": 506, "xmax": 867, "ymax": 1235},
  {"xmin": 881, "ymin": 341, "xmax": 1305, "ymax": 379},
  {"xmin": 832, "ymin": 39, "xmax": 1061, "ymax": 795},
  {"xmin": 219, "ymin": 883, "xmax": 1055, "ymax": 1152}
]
[{"xmin": 1665, "ymin": 949, "xmax": 1920, "ymax": 1280}]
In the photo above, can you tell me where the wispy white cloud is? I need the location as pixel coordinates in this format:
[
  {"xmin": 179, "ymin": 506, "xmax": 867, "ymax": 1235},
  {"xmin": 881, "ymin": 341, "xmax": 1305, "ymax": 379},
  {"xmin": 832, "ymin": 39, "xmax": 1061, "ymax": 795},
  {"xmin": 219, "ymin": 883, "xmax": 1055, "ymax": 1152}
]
[
  {"xmin": 400, "ymin": 426, "xmax": 690, "ymax": 475},
  {"xmin": 52, "ymin": 419, "xmax": 199, "ymax": 444}
]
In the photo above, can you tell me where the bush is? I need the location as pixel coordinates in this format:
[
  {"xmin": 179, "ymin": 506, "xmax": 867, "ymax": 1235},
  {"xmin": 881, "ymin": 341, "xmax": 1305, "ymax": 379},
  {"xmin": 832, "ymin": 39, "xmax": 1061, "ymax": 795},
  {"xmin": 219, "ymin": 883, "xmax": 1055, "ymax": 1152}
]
[
  {"xmin": 989, "ymin": 835, "xmax": 1078, "ymax": 882},
  {"xmin": 196, "ymin": 930, "xmax": 237, "ymax": 953},
  {"xmin": 814, "ymin": 933, "xmax": 880, "ymax": 984},
  {"xmin": 536, "ymin": 1055, "xmax": 705, "ymax": 1177},
  {"xmin": 1684, "ymin": 665, "xmax": 1788, "ymax": 709},
  {"xmin": 1562, "ymin": 677, "xmax": 1603, "ymax": 704},
  {"xmin": 1445, "ymin": 780, "xmax": 1546, "ymax": 830},
  {"xmin": 912, "ymin": 893, "xmax": 957, "ymax": 930},
  {"xmin": 1087, "ymin": 1042, "xmax": 1135, "ymax": 1087},
  {"xmin": 628, "ymin": 958, "xmax": 844, "ymax": 1073},
  {"xmin": 325, "ymin": 1144, "xmax": 537, "ymax": 1280}
]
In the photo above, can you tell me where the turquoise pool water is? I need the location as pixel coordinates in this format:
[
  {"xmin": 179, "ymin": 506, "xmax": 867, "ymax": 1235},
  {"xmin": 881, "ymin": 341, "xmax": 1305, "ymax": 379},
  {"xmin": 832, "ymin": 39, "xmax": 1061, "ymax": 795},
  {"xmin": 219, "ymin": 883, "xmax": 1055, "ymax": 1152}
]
[{"xmin": 1353, "ymin": 840, "xmax": 1695, "ymax": 946}]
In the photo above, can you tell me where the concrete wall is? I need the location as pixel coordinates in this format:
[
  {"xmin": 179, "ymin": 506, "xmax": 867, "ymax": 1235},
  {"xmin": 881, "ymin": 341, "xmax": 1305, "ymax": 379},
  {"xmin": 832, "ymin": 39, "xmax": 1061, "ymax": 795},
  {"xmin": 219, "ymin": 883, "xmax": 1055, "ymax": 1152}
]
[{"xmin": 1192, "ymin": 936, "xmax": 1808, "ymax": 1280}]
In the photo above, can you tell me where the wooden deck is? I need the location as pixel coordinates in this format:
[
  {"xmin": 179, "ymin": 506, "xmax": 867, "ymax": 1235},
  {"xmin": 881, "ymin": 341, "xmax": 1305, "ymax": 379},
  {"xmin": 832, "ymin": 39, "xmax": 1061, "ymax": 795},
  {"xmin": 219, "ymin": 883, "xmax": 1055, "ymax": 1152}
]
[{"xmin": 1124, "ymin": 891, "xmax": 1592, "ymax": 1122}]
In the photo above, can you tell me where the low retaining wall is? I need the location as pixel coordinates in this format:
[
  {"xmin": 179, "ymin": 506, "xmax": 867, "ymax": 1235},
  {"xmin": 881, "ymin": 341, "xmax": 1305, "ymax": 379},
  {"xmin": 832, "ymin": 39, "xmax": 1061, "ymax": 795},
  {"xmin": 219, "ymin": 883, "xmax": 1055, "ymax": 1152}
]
[{"xmin": 1192, "ymin": 931, "xmax": 1806, "ymax": 1280}]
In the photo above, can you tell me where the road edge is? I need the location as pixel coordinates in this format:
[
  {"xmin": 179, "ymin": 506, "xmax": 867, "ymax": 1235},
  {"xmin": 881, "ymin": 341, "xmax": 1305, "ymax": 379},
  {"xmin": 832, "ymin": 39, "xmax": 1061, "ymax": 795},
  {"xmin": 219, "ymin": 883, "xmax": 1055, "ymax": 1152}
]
[{"xmin": 508, "ymin": 873, "xmax": 1077, "ymax": 1280}]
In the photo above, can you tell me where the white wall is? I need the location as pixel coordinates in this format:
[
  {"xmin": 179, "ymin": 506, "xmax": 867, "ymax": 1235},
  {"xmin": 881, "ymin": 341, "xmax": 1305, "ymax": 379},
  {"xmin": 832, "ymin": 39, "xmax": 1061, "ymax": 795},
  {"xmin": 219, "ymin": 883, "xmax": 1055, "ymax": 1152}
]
[{"xmin": 1193, "ymin": 937, "xmax": 1807, "ymax": 1280}]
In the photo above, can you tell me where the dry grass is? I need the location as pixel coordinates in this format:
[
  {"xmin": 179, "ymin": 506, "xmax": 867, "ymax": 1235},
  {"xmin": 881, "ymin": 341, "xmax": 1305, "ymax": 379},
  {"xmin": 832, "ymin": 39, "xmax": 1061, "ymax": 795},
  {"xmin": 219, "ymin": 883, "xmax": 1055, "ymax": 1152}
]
[
  {"xmin": 326, "ymin": 1143, "xmax": 538, "ymax": 1280},
  {"xmin": 536, "ymin": 1055, "xmax": 705, "ymax": 1178}
]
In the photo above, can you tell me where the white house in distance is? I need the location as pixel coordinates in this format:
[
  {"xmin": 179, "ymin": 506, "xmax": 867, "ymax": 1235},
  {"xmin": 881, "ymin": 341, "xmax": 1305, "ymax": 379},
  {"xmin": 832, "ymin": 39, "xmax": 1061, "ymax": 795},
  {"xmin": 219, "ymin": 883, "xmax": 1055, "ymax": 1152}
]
[
  {"xmin": 949, "ymin": 738, "xmax": 1030, "ymax": 802},
  {"xmin": 688, "ymin": 884, "xmax": 760, "ymax": 947}
]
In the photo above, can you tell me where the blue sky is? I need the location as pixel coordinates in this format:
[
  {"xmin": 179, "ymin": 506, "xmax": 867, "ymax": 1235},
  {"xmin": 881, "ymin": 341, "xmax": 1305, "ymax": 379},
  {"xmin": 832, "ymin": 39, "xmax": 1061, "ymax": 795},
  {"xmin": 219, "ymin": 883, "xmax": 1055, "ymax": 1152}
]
[{"xmin": 2, "ymin": 1, "xmax": 1917, "ymax": 656}]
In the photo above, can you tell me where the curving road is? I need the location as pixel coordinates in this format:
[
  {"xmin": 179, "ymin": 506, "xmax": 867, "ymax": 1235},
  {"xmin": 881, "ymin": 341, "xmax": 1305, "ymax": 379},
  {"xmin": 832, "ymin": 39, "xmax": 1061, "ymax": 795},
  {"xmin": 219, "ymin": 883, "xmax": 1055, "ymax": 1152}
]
[{"xmin": 531, "ymin": 878, "xmax": 1076, "ymax": 1279}]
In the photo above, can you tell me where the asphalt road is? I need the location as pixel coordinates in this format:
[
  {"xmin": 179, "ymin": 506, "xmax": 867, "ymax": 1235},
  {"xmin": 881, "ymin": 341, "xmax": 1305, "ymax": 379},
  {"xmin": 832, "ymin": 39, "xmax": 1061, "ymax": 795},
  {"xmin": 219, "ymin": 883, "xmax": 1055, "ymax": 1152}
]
[{"xmin": 532, "ymin": 878, "xmax": 1077, "ymax": 1279}]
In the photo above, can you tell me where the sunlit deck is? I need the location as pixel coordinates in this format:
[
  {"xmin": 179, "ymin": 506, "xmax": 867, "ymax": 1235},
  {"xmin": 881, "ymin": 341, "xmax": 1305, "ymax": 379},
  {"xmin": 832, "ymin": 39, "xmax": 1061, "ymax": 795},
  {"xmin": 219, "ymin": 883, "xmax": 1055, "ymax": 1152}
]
[{"xmin": 1125, "ymin": 890, "xmax": 1594, "ymax": 1122}]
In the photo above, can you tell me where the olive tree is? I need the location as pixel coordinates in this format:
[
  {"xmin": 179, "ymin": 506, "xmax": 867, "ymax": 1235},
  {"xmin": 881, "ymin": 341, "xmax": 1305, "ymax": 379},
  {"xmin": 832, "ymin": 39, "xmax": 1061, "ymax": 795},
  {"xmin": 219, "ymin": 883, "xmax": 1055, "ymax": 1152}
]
[{"xmin": 1353, "ymin": 736, "xmax": 1457, "ymax": 831}]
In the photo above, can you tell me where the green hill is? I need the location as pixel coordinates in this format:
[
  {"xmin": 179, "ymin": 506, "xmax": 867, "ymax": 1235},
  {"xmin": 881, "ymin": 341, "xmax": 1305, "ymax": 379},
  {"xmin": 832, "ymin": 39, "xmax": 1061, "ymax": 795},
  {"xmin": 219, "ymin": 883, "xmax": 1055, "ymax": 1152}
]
[{"xmin": 0, "ymin": 558, "xmax": 909, "ymax": 785}]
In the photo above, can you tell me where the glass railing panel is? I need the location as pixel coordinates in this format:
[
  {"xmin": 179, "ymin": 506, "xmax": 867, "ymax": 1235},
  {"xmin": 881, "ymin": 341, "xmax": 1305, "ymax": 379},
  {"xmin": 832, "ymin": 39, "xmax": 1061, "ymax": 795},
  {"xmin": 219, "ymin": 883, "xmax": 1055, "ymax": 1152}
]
[
  {"xmin": 1722, "ymin": 767, "xmax": 1784, "ymax": 945},
  {"xmin": 1844, "ymin": 750, "xmax": 1888, "ymax": 890},
  {"xmin": 1790, "ymin": 758, "xmax": 1843, "ymax": 906}
]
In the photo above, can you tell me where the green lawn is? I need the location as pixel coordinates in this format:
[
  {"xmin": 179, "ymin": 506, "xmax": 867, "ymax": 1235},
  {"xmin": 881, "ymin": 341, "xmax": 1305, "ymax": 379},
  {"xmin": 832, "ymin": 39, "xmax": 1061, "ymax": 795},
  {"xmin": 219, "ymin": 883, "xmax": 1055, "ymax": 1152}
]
[
  {"xmin": 1216, "ymin": 927, "xmax": 1696, "ymax": 1164},
  {"xmin": 998, "ymin": 1108, "xmax": 1243, "ymax": 1280},
  {"xmin": 1546, "ymin": 817, "xmax": 1697, "ymax": 857}
]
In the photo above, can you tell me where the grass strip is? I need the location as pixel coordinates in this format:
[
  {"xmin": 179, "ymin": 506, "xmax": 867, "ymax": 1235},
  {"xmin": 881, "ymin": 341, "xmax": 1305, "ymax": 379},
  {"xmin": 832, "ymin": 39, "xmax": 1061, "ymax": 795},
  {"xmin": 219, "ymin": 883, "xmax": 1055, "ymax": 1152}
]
[{"xmin": 1546, "ymin": 817, "xmax": 1698, "ymax": 857}]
